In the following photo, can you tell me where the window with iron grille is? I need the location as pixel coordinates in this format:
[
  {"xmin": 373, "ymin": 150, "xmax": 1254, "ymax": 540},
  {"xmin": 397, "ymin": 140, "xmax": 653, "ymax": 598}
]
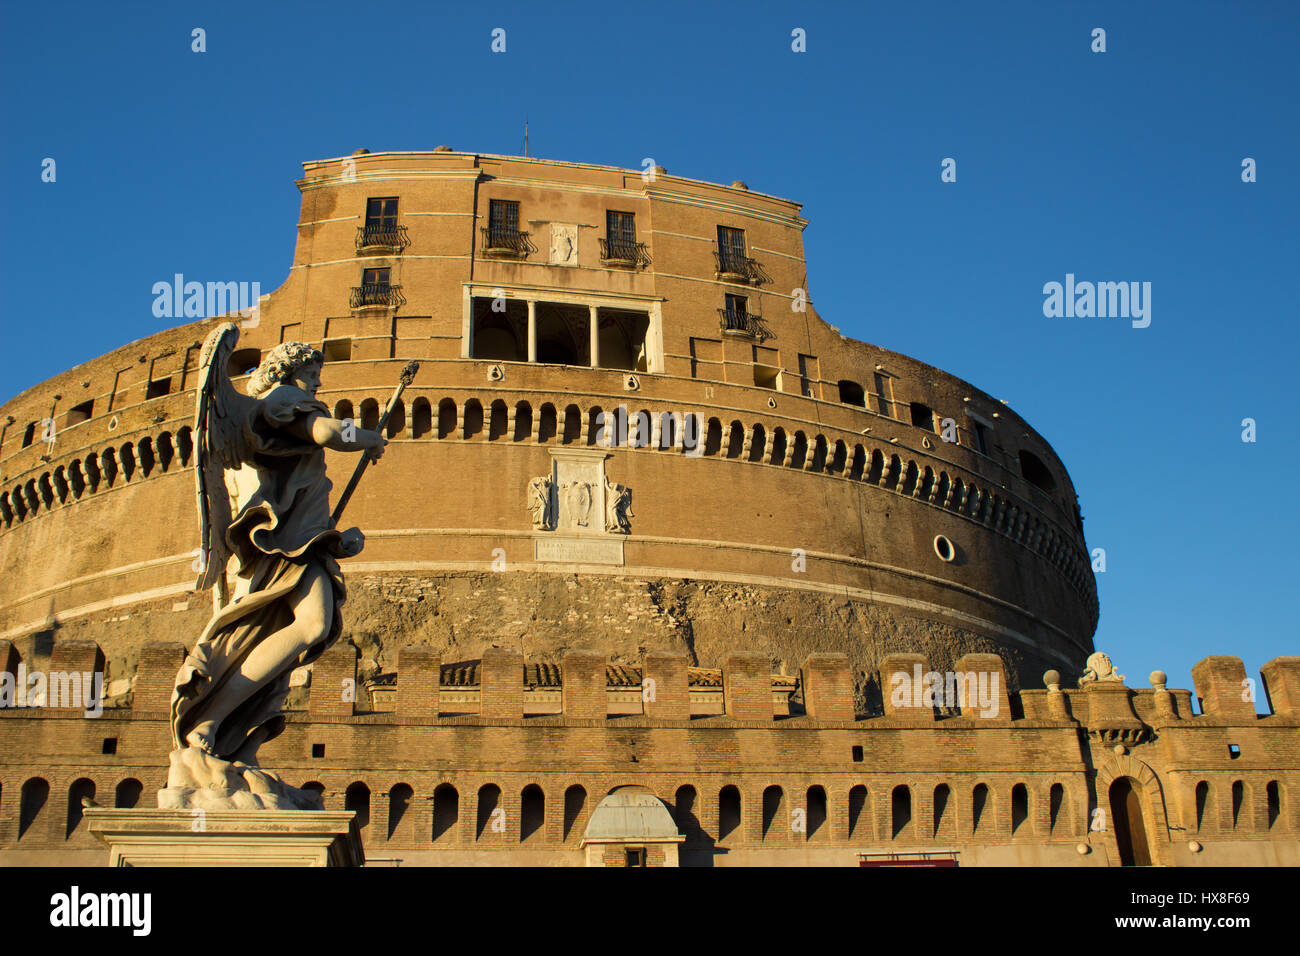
[
  {"xmin": 357, "ymin": 198, "xmax": 408, "ymax": 252},
  {"xmin": 365, "ymin": 198, "xmax": 398, "ymax": 229},
  {"xmin": 717, "ymin": 225, "xmax": 747, "ymax": 271},
  {"xmin": 721, "ymin": 293, "xmax": 749, "ymax": 332},
  {"xmin": 602, "ymin": 210, "xmax": 646, "ymax": 265},
  {"xmin": 607, "ymin": 210, "xmax": 636, "ymax": 244},
  {"xmin": 353, "ymin": 267, "xmax": 394, "ymax": 306},
  {"xmin": 489, "ymin": 199, "xmax": 520, "ymax": 239}
]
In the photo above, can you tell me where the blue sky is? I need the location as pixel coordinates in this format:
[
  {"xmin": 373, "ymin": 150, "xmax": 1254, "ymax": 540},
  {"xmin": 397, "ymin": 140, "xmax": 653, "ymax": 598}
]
[{"xmin": 2, "ymin": 0, "xmax": 1295, "ymax": 705}]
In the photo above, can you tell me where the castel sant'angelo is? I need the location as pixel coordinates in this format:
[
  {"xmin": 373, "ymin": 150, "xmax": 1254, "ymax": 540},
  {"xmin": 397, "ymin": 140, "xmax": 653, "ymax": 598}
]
[{"xmin": 0, "ymin": 148, "xmax": 1296, "ymax": 867}]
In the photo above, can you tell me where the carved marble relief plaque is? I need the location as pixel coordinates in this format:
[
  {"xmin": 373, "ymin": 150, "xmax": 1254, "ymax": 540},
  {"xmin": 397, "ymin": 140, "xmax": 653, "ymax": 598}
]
[
  {"xmin": 549, "ymin": 223, "xmax": 578, "ymax": 267},
  {"xmin": 531, "ymin": 448, "xmax": 625, "ymax": 565},
  {"xmin": 553, "ymin": 451, "xmax": 605, "ymax": 530}
]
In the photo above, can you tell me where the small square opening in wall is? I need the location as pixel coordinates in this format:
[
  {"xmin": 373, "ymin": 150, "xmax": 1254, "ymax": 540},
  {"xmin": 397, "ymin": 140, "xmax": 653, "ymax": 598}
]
[
  {"xmin": 312, "ymin": 743, "xmax": 326, "ymax": 758},
  {"xmin": 323, "ymin": 338, "xmax": 352, "ymax": 363},
  {"xmin": 852, "ymin": 745, "xmax": 864, "ymax": 762},
  {"xmin": 102, "ymin": 738, "xmax": 118, "ymax": 755},
  {"xmin": 1228, "ymin": 744, "xmax": 1241, "ymax": 759},
  {"xmin": 753, "ymin": 364, "xmax": 780, "ymax": 390}
]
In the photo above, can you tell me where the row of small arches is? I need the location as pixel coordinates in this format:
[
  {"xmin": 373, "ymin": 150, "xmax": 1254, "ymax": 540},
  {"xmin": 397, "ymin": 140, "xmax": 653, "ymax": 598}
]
[
  {"xmin": 5, "ymin": 775, "xmax": 1285, "ymax": 845},
  {"xmin": 0, "ymin": 396, "xmax": 1089, "ymax": 611},
  {"xmin": 286, "ymin": 780, "xmax": 1082, "ymax": 844},
  {"xmin": 9, "ymin": 777, "xmax": 144, "ymax": 841},
  {"xmin": 287, "ymin": 780, "xmax": 1085, "ymax": 844},
  {"xmin": 0, "ymin": 427, "xmax": 195, "ymax": 528},
  {"xmin": 1194, "ymin": 778, "xmax": 1285, "ymax": 832},
  {"xmin": 330, "ymin": 396, "xmax": 1094, "ymax": 606}
]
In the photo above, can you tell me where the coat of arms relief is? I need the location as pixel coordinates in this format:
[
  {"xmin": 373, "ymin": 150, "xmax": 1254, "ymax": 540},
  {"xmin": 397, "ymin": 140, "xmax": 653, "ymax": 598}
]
[{"xmin": 527, "ymin": 449, "xmax": 630, "ymax": 565}]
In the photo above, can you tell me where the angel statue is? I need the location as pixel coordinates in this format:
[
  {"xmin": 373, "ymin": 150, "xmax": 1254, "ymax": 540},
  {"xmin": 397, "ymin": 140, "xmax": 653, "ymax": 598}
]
[{"xmin": 159, "ymin": 321, "xmax": 400, "ymax": 811}]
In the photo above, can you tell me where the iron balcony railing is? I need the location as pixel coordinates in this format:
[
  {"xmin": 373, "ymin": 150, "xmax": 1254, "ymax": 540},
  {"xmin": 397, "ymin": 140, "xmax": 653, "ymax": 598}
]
[
  {"xmin": 713, "ymin": 246, "xmax": 772, "ymax": 285},
  {"xmin": 718, "ymin": 307, "xmax": 771, "ymax": 339},
  {"xmin": 350, "ymin": 284, "xmax": 406, "ymax": 309},
  {"xmin": 355, "ymin": 223, "xmax": 411, "ymax": 253},
  {"xmin": 481, "ymin": 227, "xmax": 534, "ymax": 258},
  {"xmin": 598, "ymin": 237, "xmax": 651, "ymax": 267}
]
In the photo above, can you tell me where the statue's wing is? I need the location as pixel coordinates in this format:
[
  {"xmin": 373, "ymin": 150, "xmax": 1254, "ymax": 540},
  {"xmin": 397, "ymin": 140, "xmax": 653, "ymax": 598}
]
[{"xmin": 193, "ymin": 322, "xmax": 256, "ymax": 597}]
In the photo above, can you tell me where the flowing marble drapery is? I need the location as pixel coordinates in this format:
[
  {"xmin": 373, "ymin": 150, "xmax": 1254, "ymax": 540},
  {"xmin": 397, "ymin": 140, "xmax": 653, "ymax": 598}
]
[{"xmin": 170, "ymin": 384, "xmax": 348, "ymax": 762}]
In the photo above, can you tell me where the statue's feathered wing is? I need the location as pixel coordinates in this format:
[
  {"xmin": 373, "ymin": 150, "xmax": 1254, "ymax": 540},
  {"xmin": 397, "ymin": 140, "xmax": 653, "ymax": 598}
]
[{"xmin": 193, "ymin": 322, "xmax": 257, "ymax": 604}]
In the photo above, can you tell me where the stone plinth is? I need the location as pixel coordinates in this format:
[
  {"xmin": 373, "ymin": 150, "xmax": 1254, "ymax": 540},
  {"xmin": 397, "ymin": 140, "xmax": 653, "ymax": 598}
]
[{"xmin": 83, "ymin": 809, "xmax": 364, "ymax": 867}]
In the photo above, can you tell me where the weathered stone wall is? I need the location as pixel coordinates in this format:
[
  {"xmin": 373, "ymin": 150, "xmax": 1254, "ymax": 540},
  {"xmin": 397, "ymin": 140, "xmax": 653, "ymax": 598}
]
[
  {"xmin": 339, "ymin": 572, "xmax": 1063, "ymax": 705},
  {"xmin": 0, "ymin": 570, "xmax": 1069, "ymax": 716}
]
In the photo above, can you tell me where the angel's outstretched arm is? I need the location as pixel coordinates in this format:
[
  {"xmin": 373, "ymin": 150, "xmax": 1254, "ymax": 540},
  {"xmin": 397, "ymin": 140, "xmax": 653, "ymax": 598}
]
[{"xmin": 300, "ymin": 413, "xmax": 387, "ymax": 458}]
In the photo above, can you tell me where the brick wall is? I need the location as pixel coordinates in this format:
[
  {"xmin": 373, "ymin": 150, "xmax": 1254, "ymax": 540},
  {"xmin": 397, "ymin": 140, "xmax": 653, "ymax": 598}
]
[{"xmin": 2, "ymin": 647, "xmax": 1297, "ymax": 866}]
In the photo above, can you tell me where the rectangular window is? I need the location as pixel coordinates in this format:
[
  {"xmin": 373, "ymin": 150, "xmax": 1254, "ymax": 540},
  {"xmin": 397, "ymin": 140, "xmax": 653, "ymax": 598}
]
[
  {"xmin": 910, "ymin": 402, "xmax": 935, "ymax": 432},
  {"xmin": 488, "ymin": 199, "xmax": 519, "ymax": 237},
  {"xmin": 604, "ymin": 210, "xmax": 638, "ymax": 262},
  {"xmin": 365, "ymin": 197, "xmax": 398, "ymax": 229},
  {"xmin": 722, "ymin": 293, "xmax": 748, "ymax": 332},
  {"xmin": 973, "ymin": 420, "xmax": 990, "ymax": 455},
  {"xmin": 607, "ymin": 210, "xmax": 635, "ymax": 244},
  {"xmin": 355, "ymin": 268, "xmax": 393, "ymax": 307},
  {"xmin": 625, "ymin": 847, "xmax": 646, "ymax": 867},
  {"xmin": 717, "ymin": 225, "xmax": 746, "ymax": 269}
]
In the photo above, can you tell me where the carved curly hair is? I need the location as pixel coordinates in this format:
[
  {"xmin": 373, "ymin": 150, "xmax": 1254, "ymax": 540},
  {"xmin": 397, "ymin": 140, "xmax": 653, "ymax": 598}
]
[{"xmin": 246, "ymin": 341, "xmax": 323, "ymax": 397}]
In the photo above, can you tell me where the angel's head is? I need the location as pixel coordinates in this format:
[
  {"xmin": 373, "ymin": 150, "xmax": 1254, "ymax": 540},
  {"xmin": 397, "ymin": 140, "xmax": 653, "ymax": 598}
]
[{"xmin": 246, "ymin": 341, "xmax": 324, "ymax": 398}]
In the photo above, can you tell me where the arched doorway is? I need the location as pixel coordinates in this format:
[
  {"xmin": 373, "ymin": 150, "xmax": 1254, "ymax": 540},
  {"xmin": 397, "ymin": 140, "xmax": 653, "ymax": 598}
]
[{"xmin": 1109, "ymin": 777, "xmax": 1152, "ymax": 866}]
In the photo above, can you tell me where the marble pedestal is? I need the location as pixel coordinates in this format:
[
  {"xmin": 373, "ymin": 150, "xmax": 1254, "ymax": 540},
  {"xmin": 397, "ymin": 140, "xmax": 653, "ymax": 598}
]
[{"xmin": 83, "ymin": 809, "xmax": 364, "ymax": 867}]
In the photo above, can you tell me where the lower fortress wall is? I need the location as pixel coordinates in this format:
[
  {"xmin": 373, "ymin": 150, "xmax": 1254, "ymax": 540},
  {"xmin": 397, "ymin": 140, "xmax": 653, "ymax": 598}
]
[{"xmin": 2, "ymin": 641, "xmax": 1297, "ymax": 867}]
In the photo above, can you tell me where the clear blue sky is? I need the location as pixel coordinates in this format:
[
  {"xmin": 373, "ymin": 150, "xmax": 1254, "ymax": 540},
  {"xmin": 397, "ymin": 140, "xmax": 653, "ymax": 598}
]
[{"xmin": 2, "ymin": 0, "xmax": 1296, "ymax": 706}]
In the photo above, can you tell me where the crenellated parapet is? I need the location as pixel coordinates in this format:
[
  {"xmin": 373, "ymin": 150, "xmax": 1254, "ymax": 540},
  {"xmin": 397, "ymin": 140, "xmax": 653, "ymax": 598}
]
[
  {"xmin": 2, "ymin": 641, "xmax": 1296, "ymax": 865},
  {"xmin": 4, "ymin": 638, "xmax": 1295, "ymax": 725}
]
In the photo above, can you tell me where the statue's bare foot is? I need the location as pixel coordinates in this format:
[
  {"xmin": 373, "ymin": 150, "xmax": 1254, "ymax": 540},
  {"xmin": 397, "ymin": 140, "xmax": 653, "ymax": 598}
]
[{"xmin": 185, "ymin": 721, "xmax": 219, "ymax": 755}]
